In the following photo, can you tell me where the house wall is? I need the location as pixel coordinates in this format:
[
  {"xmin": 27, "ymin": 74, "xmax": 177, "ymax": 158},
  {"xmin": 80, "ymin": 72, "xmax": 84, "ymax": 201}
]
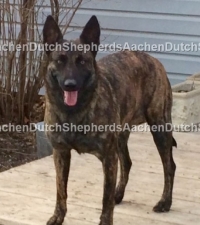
[
  {"xmin": 66, "ymin": 0, "xmax": 200, "ymax": 86},
  {"xmin": 2, "ymin": 0, "xmax": 200, "ymax": 86}
]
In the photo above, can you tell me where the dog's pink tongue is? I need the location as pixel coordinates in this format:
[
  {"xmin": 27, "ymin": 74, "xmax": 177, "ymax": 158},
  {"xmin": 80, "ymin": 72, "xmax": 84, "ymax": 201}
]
[{"xmin": 64, "ymin": 91, "xmax": 78, "ymax": 106}]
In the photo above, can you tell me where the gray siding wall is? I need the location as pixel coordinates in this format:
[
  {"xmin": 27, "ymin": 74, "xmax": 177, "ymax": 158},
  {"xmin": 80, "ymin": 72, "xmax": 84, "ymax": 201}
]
[
  {"xmin": 2, "ymin": 0, "xmax": 200, "ymax": 86},
  {"xmin": 66, "ymin": 0, "xmax": 200, "ymax": 86}
]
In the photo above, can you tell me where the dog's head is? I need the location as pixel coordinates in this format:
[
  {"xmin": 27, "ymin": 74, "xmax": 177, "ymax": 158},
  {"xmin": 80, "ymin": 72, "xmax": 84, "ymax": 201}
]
[{"xmin": 43, "ymin": 15, "xmax": 100, "ymax": 108}]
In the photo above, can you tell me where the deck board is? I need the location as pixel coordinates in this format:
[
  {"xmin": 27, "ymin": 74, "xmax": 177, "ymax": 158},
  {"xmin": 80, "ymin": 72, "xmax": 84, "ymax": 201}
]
[{"xmin": 0, "ymin": 131, "xmax": 200, "ymax": 225}]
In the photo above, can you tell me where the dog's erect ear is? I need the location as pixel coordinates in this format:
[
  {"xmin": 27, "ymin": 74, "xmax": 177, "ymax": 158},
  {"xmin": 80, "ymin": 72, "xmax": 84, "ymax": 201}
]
[
  {"xmin": 80, "ymin": 15, "xmax": 100, "ymax": 58},
  {"xmin": 43, "ymin": 15, "xmax": 63, "ymax": 55}
]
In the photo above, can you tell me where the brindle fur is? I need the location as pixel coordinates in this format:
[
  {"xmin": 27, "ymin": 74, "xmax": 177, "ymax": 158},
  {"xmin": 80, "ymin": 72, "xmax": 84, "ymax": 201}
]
[{"xmin": 43, "ymin": 15, "xmax": 177, "ymax": 225}]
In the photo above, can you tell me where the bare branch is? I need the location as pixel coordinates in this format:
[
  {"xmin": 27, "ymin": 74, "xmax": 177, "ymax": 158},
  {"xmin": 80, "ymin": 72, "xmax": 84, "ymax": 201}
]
[{"xmin": 0, "ymin": 0, "xmax": 83, "ymax": 124}]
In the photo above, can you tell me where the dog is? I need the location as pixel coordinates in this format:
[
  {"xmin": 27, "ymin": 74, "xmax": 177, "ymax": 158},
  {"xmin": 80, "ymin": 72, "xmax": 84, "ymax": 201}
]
[{"xmin": 42, "ymin": 15, "xmax": 177, "ymax": 225}]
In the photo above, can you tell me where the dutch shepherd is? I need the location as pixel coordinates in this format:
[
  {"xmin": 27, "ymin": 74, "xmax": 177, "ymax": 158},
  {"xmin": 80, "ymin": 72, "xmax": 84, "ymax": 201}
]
[{"xmin": 43, "ymin": 15, "xmax": 177, "ymax": 225}]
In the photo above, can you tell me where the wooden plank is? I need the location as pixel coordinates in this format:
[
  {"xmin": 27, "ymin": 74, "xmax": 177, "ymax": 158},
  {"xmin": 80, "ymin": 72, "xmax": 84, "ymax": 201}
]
[
  {"xmin": 13, "ymin": 158, "xmax": 200, "ymax": 180},
  {"xmin": 1, "ymin": 163, "xmax": 200, "ymax": 193},
  {"xmin": 0, "ymin": 176, "xmax": 200, "ymax": 216},
  {"xmin": 0, "ymin": 151, "xmax": 200, "ymax": 185},
  {"xmin": 0, "ymin": 154, "xmax": 199, "ymax": 204},
  {"xmin": 0, "ymin": 219, "xmax": 30, "ymax": 225},
  {"xmin": 0, "ymin": 166, "xmax": 199, "ymax": 204},
  {"xmin": 0, "ymin": 192, "xmax": 194, "ymax": 225},
  {"xmin": 0, "ymin": 184, "xmax": 200, "ymax": 225},
  {"xmin": 0, "ymin": 132, "xmax": 200, "ymax": 225}
]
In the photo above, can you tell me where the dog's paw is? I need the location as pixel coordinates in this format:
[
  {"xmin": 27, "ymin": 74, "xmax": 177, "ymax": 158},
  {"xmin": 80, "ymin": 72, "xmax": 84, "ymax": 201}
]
[
  {"xmin": 114, "ymin": 186, "xmax": 124, "ymax": 204},
  {"xmin": 47, "ymin": 215, "xmax": 64, "ymax": 225},
  {"xmin": 153, "ymin": 199, "xmax": 172, "ymax": 212},
  {"xmin": 115, "ymin": 191, "xmax": 124, "ymax": 204}
]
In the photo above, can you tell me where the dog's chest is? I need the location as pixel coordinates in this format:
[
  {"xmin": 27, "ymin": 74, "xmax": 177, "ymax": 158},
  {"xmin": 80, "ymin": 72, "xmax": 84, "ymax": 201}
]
[{"xmin": 47, "ymin": 128, "xmax": 107, "ymax": 159}]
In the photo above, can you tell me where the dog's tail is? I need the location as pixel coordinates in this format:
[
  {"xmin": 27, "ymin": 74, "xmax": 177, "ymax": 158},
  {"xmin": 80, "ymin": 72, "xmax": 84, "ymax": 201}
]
[{"xmin": 172, "ymin": 137, "xmax": 177, "ymax": 148}]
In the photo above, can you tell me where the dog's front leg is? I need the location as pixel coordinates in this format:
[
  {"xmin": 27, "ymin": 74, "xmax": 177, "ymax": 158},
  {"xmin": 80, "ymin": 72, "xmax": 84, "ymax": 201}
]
[
  {"xmin": 47, "ymin": 149, "xmax": 71, "ymax": 225},
  {"xmin": 99, "ymin": 142, "xmax": 118, "ymax": 225}
]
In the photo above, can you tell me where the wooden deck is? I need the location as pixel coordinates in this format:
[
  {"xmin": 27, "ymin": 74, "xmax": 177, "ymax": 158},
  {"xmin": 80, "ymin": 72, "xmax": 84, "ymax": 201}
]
[{"xmin": 0, "ymin": 131, "xmax": 200, "ymax": 225}]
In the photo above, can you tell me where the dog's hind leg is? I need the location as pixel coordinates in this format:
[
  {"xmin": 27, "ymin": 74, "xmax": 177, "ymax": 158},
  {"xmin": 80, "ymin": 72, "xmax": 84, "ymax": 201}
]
[
  {"xmin": 147, "ymin": 116, "xmax": 176, "ymax": 212},
  {"xmin": 115, "ymin": 132, "xmax": 132, "ymax": 204},
  {"xmin": 47, "ymin": 149, "xmax": 71, "ymax": 225}
]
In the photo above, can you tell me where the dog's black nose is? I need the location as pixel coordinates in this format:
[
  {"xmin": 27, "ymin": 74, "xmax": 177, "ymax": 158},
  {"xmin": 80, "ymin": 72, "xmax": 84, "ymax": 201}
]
[{"xmin": 64, "ymin": 79, "xmax": 77, "ymax": 89}]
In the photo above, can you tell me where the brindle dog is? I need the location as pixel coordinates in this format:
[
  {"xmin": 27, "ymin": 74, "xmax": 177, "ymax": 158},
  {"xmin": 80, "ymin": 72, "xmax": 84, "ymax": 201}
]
[{"xmin": 43, "ymin": 15, "xmax": 177, "ymax": 225}]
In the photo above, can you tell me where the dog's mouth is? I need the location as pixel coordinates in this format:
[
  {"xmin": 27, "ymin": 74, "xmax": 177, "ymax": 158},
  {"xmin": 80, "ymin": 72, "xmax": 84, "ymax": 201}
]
[{"xmin": 64, "ymin": 91, "xmax": 78, "ymax": 106}]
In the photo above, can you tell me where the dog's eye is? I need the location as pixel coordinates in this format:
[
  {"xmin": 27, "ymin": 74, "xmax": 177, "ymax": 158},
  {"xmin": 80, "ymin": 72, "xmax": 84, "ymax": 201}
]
[
  {"xmin": 57, "ymin": 55, "xmax": 67, "ymax": 64},
  {"xmin": 76, "ymin": 55, "xmax": 86, "ymax": 65}
]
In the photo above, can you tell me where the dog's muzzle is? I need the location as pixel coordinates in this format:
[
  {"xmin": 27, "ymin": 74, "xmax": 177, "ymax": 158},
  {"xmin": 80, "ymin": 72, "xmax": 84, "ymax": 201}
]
[{"xmin": 63, "ymin": 79, "xmax": 78, "ymax": 106}]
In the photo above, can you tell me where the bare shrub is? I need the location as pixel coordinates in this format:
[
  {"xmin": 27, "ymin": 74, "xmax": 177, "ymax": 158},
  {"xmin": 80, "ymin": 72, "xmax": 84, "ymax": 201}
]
[{"xmin": 0, "ymin": 0, "xmax": 83, "ymax": 124}]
